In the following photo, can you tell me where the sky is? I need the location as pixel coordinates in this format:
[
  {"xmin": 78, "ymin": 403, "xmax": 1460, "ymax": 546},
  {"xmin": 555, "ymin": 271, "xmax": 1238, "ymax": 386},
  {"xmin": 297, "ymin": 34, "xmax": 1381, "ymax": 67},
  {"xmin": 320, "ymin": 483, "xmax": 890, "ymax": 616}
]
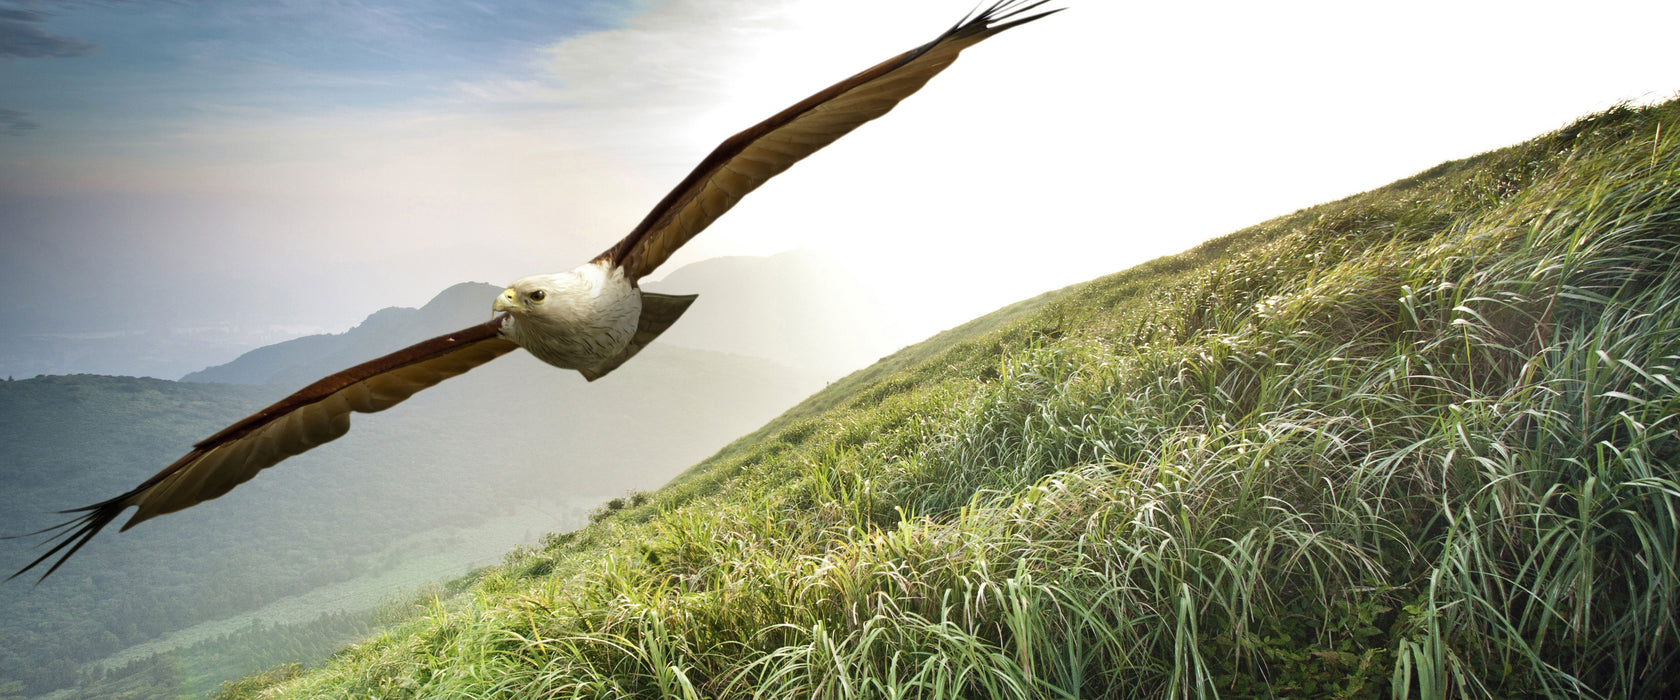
[{"xmin": 3, "ymin": 0, "xmax": 1679, "ymax": 376}]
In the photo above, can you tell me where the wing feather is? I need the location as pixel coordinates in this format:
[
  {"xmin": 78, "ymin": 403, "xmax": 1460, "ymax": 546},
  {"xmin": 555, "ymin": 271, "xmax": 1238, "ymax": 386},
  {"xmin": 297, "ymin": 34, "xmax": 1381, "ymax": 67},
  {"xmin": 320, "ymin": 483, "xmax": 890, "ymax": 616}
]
[
  {"xmin": 9, "ymin": 318, "xmax": 517, "ymax": 582},
  {"xmin": 593, "ymin": 0, "xmax": 1061, "ymax": 281}
]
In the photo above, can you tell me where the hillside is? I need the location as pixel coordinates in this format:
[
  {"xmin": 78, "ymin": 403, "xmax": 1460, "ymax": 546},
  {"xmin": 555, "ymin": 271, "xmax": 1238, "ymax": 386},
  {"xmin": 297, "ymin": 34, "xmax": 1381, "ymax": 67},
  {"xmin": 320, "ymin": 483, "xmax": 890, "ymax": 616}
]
[{"xmin": 224, "ymin": 100, "xmax": 1675, "ymax": 697}]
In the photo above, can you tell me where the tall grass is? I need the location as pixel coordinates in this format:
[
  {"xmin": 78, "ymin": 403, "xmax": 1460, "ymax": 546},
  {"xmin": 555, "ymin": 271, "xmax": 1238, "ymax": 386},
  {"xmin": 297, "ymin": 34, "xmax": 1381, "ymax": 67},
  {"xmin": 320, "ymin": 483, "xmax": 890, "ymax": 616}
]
[{"xmin": 237, "ymin": 102, "xmax": 1679, "ymax": 699}]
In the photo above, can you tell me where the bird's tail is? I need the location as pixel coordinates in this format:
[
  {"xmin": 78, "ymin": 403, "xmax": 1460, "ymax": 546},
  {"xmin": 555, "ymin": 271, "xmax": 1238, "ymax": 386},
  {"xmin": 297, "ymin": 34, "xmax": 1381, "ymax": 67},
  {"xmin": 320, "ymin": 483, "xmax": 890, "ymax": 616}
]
[{"xmin": 579, "ymin": 292, "xmax": 698, "ymax": 382}]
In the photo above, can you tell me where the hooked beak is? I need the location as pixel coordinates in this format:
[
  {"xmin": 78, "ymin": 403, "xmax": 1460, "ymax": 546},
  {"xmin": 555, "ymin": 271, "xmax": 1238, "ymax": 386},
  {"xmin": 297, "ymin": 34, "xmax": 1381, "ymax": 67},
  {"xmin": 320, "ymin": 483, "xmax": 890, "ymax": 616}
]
[{"xmin": 492, "ymin": 287, "xmax": 521, "ymax": 315}]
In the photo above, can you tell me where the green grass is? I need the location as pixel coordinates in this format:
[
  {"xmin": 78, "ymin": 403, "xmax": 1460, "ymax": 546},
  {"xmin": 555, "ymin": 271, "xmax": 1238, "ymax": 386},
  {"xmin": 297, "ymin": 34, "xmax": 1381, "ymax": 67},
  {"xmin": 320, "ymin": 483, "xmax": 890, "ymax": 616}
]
[{"xmin": 228, "ymin": 100, "xmax": 1679, "ymax": 699}]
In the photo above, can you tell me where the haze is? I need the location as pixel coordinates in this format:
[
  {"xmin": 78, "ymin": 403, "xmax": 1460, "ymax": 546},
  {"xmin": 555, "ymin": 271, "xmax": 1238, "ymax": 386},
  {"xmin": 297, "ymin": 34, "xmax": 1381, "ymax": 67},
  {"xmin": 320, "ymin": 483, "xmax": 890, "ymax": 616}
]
[{"xmin": 3, "ymin": 0, "xmax": 1677, "ymax": 378}]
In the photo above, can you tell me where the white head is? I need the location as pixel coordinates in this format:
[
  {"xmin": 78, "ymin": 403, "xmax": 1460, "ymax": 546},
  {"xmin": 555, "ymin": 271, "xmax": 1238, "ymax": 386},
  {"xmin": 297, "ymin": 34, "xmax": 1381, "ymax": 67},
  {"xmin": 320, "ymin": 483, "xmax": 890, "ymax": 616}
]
[
  {"xmin": 495, "ymin": 275, "xmax": 565, "ymax": 317},
  {"xmin": 489, "ymin": 263, "xmax": 641, "ymax": 371}
]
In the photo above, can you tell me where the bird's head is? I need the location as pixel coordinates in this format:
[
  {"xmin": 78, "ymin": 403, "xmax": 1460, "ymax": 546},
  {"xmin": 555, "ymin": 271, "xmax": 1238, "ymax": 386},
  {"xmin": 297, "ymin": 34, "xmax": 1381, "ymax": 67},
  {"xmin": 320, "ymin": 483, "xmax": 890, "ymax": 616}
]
[
  {"xmin": 493, "ymin": 282, "xmax": 546, "ymax": 316},
  {"xmin": 492, "ymin": 273, "xmax": 585, "ymax": 324}
]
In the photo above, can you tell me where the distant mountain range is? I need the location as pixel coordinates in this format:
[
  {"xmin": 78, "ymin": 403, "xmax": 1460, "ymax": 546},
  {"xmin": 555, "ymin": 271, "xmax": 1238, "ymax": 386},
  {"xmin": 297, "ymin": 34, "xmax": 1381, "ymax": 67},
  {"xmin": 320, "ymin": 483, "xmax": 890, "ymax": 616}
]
[
  {"xmin": 1, "ymin": 250, "xmax": 897, "ymax": 383},
  {"xmin": 181, "ymin": 281, "xmax": 508, "ymax": 386}
]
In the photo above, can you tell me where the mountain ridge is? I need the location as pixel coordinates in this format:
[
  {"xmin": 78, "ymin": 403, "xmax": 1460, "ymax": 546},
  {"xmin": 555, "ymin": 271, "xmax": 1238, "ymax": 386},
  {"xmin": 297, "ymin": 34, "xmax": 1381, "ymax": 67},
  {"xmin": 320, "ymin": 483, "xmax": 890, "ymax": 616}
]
[
  {"xmin": 184, "ymin": 250, "xmax": 895, "ymax": 388},
  {"xmin": 182, "ymin": 281, "xmax": 504, "ymax": 386}
]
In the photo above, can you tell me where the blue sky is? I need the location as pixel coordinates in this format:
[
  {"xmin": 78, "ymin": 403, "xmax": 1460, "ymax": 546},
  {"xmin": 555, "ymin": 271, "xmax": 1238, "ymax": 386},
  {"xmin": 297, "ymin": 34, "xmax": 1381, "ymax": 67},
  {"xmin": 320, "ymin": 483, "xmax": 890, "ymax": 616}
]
[
  {"xmin": 3, "ymin": 0, "xmax": 1679, "ymax": 378},
  {"xmin": 3, "ymin": 1, "xmax": 630, "ymax": 127},
  {"xmin": 1, "ymin": 1, "xmax": 640, "ymax": 188}
]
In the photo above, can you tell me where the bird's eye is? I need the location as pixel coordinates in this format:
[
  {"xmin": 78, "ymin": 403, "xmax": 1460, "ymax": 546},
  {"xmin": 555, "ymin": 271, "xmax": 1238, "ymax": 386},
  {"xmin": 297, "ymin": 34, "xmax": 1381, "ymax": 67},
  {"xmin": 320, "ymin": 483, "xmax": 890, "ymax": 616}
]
[{"xmin": 529, "ymin": 290, "xmax": 546, "ymax": 302}]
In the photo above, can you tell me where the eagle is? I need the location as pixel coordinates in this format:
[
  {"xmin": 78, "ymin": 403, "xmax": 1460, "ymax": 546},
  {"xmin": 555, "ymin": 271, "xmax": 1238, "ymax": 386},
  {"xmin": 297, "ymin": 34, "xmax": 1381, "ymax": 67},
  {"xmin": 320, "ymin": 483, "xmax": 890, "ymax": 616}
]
[{"xmin": 11, "ymin": 0, "xmax": 1060, "ymax": 581}]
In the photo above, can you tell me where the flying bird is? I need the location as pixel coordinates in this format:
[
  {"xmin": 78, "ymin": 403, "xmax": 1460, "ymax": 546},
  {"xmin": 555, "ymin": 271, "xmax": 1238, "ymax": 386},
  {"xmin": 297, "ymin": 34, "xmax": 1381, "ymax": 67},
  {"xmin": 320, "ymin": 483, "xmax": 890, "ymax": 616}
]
[{"xmin": 11, "ymin": 0, "xmax": 1061, "ymax": 582}]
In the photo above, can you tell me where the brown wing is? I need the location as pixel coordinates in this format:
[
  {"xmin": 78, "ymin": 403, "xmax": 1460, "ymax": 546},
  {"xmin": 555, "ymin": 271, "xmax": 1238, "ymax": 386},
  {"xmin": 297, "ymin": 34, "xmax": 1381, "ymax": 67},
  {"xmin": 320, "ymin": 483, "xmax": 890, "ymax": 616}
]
[
  {"xmin": 10, "ymin": 318, "xmax": 518, "ymax": 582},
  {"xmin": 593, "ymin": 0, "xmax": 1062, "ymax": 281}
]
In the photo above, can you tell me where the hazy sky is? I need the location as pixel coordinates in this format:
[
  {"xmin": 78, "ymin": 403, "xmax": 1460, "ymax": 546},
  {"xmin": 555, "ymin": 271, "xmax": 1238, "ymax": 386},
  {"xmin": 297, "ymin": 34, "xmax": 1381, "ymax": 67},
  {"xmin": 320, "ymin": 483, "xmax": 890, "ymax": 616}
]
[{"xmin": 3, "ymin": 0, "xmax": 1678, "ymax": 366}]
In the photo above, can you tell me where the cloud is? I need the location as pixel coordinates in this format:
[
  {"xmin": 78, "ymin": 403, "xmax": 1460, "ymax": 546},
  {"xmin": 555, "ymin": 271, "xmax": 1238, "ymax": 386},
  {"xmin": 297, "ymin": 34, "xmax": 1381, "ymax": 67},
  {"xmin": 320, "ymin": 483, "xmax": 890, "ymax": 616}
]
[
  {"xmin": 0, "ymin": 5, "xmax": 96, "ymax": 59},
  {"xmin": 0, "ymin": 108, "xmax": 37, "ymax": 134}
]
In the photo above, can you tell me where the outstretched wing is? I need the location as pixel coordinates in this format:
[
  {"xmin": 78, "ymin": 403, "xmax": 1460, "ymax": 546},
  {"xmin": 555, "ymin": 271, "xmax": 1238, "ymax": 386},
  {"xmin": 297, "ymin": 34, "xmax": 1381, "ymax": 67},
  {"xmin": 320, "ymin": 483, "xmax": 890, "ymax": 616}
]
[
  {"xmin": 593, "ymin": 0, "xmax": 1061, "ymax": 281},
  {"xmin": 10, "ymin": 318, "xmax": 517, "ymax": 582}
]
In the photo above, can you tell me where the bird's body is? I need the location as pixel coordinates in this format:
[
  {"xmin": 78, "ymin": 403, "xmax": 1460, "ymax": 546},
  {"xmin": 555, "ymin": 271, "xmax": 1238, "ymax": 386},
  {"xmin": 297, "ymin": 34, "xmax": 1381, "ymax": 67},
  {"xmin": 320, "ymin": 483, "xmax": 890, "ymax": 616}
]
[
  {"xmin": 10, "ymin": 0, "xmax": 1062, "ymax": 582},
  {"xmin": 497, "ymin": 262, "xmax": 643, "ymax": 375}
]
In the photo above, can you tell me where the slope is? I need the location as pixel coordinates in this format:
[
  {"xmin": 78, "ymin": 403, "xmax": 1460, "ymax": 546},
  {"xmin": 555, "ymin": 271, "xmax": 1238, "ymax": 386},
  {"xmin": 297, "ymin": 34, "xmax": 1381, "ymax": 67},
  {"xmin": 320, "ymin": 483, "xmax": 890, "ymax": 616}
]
[{"xmin": 241, "ymin": 100, "xmax": 1678, "ymax": 698}]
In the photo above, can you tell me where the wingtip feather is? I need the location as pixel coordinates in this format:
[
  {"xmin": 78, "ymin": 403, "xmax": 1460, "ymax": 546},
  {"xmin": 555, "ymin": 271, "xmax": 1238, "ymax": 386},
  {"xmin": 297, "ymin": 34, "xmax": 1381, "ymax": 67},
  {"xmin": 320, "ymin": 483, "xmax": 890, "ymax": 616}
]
[
  {"xmin": 6, "ymin": 500, "xmax": 129, "ymax": 584},
  {"xmin": 957, "ymin": 0, "xmax": 1064, "ymax": 35}
]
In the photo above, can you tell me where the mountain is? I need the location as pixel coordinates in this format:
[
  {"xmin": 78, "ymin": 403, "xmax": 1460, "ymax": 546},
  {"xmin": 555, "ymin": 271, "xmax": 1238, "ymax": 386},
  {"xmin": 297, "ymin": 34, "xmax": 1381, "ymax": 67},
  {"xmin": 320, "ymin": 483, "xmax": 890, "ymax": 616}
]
[
  {"xmin": 0, "ymin": 248, "xmax": 898, "ymax": 383},
  {"xmin": 182, "ymin": 282, "xmax": 506, "ymax": 386},
  {"xmin": 216, "ymin": 102, "xmax": 1680, "ymax": 697},
  {"xmin": 0, "ymin": 322, "xmax": 313, "ymax": 384},
  {"xmin": 185, "ymin": 251, "xmax": 898, "ymax": 388}
]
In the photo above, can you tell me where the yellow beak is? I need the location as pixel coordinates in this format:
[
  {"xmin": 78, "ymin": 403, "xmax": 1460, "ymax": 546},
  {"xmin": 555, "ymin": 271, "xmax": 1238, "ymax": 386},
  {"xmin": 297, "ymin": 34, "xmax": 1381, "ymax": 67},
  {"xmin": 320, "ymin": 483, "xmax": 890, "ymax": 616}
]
[{"xmin": 493, "ymin": 288, "xmax": 521, "ymax": 314}]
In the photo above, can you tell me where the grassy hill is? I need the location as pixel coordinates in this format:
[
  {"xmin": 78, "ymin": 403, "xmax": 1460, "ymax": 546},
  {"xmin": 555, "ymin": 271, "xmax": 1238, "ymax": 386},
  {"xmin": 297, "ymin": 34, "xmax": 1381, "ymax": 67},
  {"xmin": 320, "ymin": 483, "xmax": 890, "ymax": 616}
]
[{"xmin": 226, "ymin": 100, "xmax": 1680, "ymax": 698}]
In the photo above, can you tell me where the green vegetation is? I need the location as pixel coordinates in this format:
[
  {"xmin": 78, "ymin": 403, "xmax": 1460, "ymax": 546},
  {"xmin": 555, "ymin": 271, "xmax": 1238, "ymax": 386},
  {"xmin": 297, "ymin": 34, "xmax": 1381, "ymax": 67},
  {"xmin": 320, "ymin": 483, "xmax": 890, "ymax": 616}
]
[
  {"xmin": 67, "ymin": 611, "xmax": 377, "ymax": 699},
  {"xmin": 236, "ymin": 99, "xmax": 1675, "ymax": 697}
]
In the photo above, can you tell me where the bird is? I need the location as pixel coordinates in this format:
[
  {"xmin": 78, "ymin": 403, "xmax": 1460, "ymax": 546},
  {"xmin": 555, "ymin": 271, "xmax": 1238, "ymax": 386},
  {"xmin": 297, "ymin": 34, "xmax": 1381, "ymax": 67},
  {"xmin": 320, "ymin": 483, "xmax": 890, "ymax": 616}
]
[{"xmin": 10, "ymin": 0, "xmax": 1061, "ymax": 582}]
